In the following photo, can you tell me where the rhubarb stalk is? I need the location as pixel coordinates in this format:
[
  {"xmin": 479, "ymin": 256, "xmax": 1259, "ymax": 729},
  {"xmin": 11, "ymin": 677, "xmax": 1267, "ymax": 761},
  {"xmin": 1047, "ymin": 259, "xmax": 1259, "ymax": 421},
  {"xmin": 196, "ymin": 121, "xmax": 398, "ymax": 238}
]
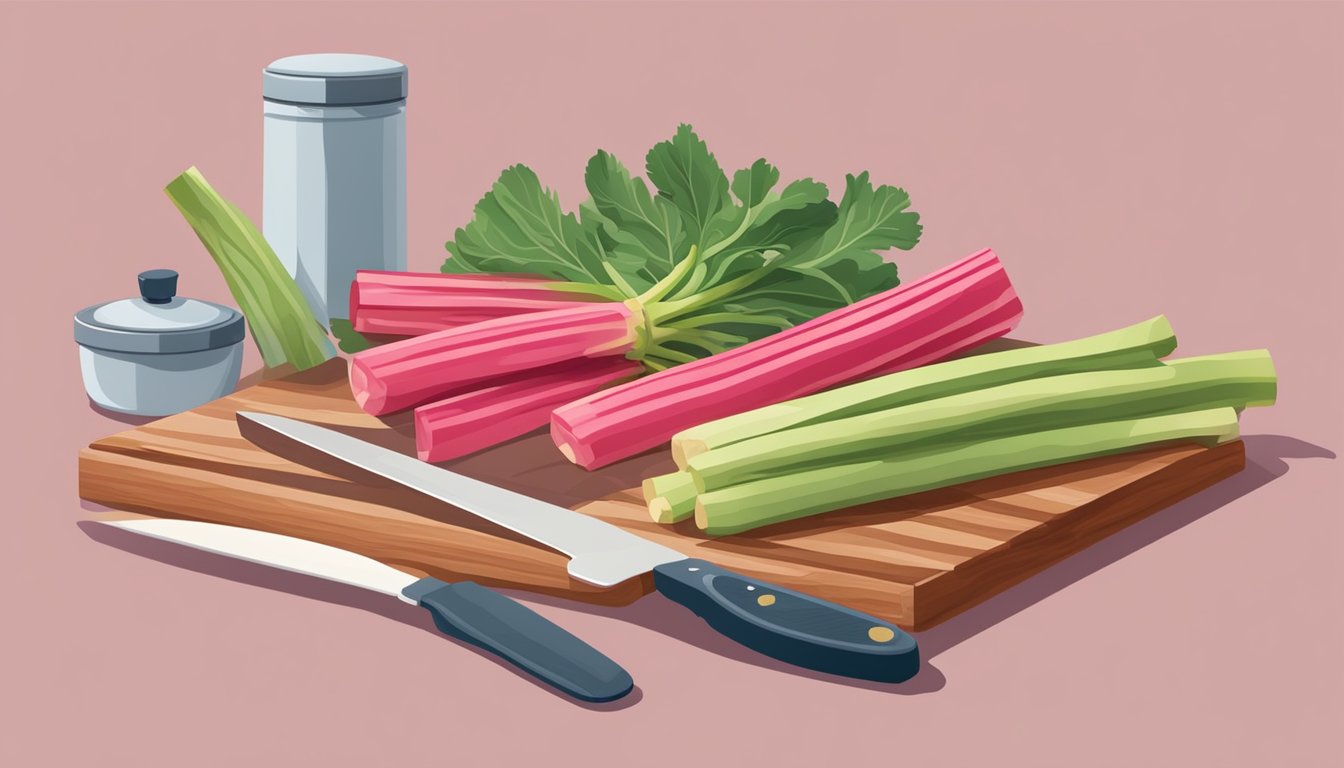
[
  {"xmin": 414, "ymin": 357, "xmax": 642, "ymax": 462},
  {"xmin": 350, "ymin": 301, "xmax": 642, "ymax": 416},
  {"xmin": 350, "ymin": 270, "xmax": 617, "ymax": 336},
  {"xmin": 694, "ymin": 408, "xmax": 1243, "ymax": 536},
  {"xmin": 687, "ymin": 350, "xmax": 1277, "ymax": 493},
  {"xmin": 551, "ymin": 248, "xmax": 1024, "ymax": 469},
  {"xmin": 671, "ymin": 315, "xmax": 1178, "ymax": 467},
  {"xmin": 165, "ymin": 167, "xmax": 336, "ymax": 371}
]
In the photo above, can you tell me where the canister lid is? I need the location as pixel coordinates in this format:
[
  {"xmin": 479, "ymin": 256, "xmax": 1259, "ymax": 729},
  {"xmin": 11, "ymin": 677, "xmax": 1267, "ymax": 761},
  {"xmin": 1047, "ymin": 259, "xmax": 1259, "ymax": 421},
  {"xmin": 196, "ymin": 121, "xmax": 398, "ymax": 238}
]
[
  {"xmin": 74, "ymin": 270, "xmax": 247, "ymax": 354},
  {"xmin": 263, "ymin": 53, "xmax": 408, "ymax": 106}
]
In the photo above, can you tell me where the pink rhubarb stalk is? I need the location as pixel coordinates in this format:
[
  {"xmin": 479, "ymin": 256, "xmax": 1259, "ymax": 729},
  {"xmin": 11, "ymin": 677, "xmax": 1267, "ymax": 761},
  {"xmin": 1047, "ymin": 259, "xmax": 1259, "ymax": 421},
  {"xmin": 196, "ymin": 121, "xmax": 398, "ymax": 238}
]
[
  {"xmin": 414, "ymin": 357, "xmax": 643, "ymax": 462},
  {"xmin": 350, "ymin": 300, "xmax": 643, "ymax": 416},
  {"xmin": 349, "ymin": 271, "xmax": 613, "ymax": 336},
  {"xmin": 550, "ymin": 248, "xmax": 1024, "ymax": 469}
]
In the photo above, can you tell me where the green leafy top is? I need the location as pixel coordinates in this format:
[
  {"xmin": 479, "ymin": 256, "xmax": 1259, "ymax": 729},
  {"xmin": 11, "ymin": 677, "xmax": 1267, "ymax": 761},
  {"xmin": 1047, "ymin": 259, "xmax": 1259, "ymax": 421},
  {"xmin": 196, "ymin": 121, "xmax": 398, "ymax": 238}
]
[
  {"xmin": 644, "ymin": 124, "xmax": 731, "ymax": 249},
  {"xmin": 581, "ymin": 150, "xmax": 685, "ymax": 293},
  {"xmin": 444, "ymin": 125, "xmax": 922, "ymax": 370},
  {"xmin": 444, "ymin": 165, "xmax": 628, "ymax": 297}
]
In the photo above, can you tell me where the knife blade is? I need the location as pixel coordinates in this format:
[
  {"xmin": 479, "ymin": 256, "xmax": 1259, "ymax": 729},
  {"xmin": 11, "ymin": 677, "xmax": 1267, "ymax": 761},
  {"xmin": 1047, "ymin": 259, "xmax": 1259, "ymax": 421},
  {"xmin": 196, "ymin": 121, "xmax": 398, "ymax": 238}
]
[
  {"xmin": 98, "ymin": 517, "xmax": 633, "ymax": 702},
  {"xmin": 238, "ymin": 411, "xmax": 921, "ymax": 683}
]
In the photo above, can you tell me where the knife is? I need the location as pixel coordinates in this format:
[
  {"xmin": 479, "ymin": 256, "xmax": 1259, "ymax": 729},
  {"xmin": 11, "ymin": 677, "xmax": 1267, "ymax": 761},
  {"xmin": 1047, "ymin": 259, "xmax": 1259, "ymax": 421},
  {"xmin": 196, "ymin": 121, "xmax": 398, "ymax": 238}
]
[
  {"xmin": 238, "ymin": 412, "xmax": 921, "ymax": 683},
  {"xmin": 98, "ymin": 517, "xmax": 634, "ymax": 702}
]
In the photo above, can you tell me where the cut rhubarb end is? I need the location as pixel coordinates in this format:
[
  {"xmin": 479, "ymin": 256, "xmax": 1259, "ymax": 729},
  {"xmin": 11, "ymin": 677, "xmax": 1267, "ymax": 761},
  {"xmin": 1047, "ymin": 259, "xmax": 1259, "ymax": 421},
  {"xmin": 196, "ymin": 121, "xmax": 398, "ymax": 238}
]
[
  {"xmin": 648, "ymin": 498, "xmax": 673, "ymax": 524},
  {"xmin": 693, "ymin": 499, "xmax": 709, "ymax": 532},
  {"xmin": 550, "ymin": 418, "xmax": 595, "ymax": 467},
  {"xmin": 348, "ymin": 279, "xmax": 362, "ymax": 330},
  {"xmin": 671, "ymin": 439, "xmax": 707, "ymax": 470},
  {"xmin": 557, "ymin": 442, "xmax": 577, "ymax": 464},
  {"xmin": 348, "ymin": 358, "xmax": 383, "ymax": 414},
  {"xmin": 413, "ymin": 409, "xmax": 434, "ymax": 462}
]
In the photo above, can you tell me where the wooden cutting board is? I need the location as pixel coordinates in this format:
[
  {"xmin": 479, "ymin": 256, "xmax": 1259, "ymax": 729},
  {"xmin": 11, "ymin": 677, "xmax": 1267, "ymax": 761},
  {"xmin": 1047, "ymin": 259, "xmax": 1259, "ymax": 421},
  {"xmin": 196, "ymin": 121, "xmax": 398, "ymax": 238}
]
[{"xmin": 78, "ymin": 356, "xmax": 1245, "ymax": 630}]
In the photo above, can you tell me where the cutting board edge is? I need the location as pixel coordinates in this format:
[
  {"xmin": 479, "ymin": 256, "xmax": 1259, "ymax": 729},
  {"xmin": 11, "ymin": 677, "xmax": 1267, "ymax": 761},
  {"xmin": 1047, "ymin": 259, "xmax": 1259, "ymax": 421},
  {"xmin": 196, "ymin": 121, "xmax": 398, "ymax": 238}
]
[{"xmin": 905, "ymin": 438, "xmax": 1247, "ymax": 631}]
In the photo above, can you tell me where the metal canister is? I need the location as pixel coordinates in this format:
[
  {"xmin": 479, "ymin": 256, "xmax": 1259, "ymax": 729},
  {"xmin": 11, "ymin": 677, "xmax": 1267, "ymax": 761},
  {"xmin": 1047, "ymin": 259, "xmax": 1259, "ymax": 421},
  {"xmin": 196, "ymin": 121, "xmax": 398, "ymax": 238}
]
[{"xmin": 262, "ymin": 53, "xmax": 407, "ymax": 323}]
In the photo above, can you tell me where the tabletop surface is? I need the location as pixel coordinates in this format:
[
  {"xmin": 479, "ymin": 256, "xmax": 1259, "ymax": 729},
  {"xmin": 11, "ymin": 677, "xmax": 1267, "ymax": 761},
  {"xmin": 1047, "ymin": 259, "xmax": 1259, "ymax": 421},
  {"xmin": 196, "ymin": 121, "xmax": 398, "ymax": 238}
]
[{"xmin": 3, "ymin": 2, "xmax": 1340, "ymax": 766}]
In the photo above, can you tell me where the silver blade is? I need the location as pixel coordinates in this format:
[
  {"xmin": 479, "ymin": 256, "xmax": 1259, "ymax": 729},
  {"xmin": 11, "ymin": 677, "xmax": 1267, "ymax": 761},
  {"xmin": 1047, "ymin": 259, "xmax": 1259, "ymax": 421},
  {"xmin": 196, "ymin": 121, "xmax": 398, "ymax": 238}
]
[
  {"xmin": 101, "ymin": 518, "xmax": 420, "ymax": 601},
  {"xmin": 238, "ymin": 412, "xmax": 686, "ymax": 587}
]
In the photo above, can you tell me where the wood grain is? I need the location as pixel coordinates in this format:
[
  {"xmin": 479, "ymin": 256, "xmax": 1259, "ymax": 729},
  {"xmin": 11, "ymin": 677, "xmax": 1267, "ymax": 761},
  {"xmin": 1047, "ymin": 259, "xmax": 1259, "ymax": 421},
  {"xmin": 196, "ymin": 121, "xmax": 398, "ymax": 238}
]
[{"xmin": 78, "ymin": 357, "xmax": 1246, "ymax": 630}]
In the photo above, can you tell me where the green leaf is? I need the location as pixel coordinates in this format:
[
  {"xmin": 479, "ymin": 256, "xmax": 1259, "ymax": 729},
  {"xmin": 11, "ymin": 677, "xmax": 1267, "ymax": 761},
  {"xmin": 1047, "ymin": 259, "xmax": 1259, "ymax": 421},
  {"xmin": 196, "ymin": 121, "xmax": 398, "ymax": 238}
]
[
  {"xmin": 582, "ymin": 150, "xmax": 686, "ymax": 289},
  {"xmin": 645, "ymin": 124, "xmax": 731, "ymax": 248},
  {"xmin": 444, "ymin": 165, "xmax": 613, "ymax": 285},
  {"xmin": 676, "ymin": 167, "xmax": 837, "ymax": 299},
  {"xmin": 730, "ymin": 157, "xmax": 780, "ymax": 207},
  {"xmin": 783, "ymin": 172, "xmax": 922, "ymax": 271},
  {"xmin": 329, "ymin": 319, "xmax": 377, "ymax": 354}
]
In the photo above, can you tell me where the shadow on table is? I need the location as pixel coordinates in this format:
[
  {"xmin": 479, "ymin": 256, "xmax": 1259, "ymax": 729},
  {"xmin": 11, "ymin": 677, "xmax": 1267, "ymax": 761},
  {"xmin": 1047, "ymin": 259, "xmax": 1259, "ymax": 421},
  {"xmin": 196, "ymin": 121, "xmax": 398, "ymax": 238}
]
[
  {"xmin": 914, "ymin": 433, "xmax": 1333, "ymax": 658},
  {"xmin": 85, "ymin": 399, "xmax": 160, "ymax": 426},
  {"xmin": 79, "ymin": 433, "xmax": 1329, "ymax": 699}
]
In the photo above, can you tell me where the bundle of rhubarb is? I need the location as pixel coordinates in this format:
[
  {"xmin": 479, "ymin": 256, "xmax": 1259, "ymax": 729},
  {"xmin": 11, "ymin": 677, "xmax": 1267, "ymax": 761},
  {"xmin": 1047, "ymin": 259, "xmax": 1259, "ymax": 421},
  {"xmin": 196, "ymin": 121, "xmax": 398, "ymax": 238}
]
[
  {"xmin": 640, "ymin": 316, "xmax": 1277, "ymax": 535},
  {"xmin": 345, "ymin": 126, "xmax": 1025, "ymax": 463}
]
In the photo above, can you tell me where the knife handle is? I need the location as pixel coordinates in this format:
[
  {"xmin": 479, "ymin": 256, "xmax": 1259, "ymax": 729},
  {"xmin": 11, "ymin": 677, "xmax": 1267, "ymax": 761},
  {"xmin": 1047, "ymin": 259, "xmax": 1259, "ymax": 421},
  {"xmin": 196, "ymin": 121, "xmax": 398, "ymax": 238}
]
[
  {"xmin": 652, "ymin": 559, "xmax": 919, "ymax": 683},
  {"xmin": 401, "ymin": 578, "xmax": 633, "ymax": 702}
]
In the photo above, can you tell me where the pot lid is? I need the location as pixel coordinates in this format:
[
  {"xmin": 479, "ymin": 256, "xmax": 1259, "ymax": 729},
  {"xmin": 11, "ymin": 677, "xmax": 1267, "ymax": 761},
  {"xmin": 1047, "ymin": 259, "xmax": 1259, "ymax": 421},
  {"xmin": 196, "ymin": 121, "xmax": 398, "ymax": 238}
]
[{"xmin": 74, "ymin": 270, "xmax": 247, "ymax": 354}]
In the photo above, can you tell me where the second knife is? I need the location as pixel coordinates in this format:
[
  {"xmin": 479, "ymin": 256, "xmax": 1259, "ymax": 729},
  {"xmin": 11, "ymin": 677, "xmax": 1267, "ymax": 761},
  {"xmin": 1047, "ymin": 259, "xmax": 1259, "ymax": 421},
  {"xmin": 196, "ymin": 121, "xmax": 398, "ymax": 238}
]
[{"xmin": 99, "ymin": 517, "xmax": 633, "ymax": 702}]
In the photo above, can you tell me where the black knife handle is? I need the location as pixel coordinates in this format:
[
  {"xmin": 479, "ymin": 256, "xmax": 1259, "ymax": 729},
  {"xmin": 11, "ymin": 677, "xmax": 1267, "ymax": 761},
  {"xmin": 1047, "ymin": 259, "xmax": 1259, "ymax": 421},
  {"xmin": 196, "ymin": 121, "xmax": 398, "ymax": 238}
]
[
  {"xmin": 652, "ymin": 559, "xmax": 919, "ymax": 683},
  {"xmin": 402, "ymin": 578, "xmax": 633, "ymax": 702}
]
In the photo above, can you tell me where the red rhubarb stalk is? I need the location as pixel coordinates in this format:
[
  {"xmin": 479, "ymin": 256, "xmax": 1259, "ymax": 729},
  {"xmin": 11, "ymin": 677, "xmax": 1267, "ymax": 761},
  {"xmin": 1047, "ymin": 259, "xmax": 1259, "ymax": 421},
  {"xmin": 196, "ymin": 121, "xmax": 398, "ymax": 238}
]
[
  {"xmin": 414, "ymin": 357, "xmax": 642, "ymax": 462},
  {"xmin": 350, "ymin": 300, "xmax": 643, "ymax": 416},
  {"xmin": 350, "ymin": 271, "xmax": 615, "ymax": 336},
  {"xmin": 550, "ymin": 248, "xmax": 1023, "ymax": 469}
]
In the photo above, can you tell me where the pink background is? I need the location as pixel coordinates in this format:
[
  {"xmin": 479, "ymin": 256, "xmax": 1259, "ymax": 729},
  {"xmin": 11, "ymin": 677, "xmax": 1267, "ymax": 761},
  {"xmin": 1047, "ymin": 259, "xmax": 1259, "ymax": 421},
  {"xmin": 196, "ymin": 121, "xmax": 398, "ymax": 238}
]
[{"xmin": 3, "ymin": 1, "xmax": 1341, "ymax": 765}]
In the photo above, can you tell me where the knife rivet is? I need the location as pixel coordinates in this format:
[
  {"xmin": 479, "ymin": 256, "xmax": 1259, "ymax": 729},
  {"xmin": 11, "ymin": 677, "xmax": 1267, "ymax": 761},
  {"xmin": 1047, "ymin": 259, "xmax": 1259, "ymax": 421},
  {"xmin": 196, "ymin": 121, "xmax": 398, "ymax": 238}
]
[
  {"xmin": 757, "ymin": 594, "xmax": 776, "ymax": 607},
  {"xmin": 868, "ymin": 626, "xmax": 896, "ymax": 643},
  {"xmin": 688, "ymin": 567, "xmax": 700, "ymax": 572},
  {"xmin": 746, "ymin": 585, "xmax": 755, "ymax": 591}
]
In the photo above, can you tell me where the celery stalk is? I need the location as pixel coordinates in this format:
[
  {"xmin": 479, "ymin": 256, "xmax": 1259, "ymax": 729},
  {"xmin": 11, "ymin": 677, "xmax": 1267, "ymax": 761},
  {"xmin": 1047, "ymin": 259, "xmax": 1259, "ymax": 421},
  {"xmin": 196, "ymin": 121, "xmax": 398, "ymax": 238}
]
[
  {"xmin": 642, "ymin": 470, "xmax": 698, "ymax": 523},
  {"xmin": 165, "ymin": 167, "xmax": 336, "ymax": 371},
  {"xmin": 694, "ymin": 408, "xmax": 1242, "ymax": 536},
  {"xmin": 687, "ymin": 350, "xmax": 1276, "ymax": 493},
  {"xmin": 671, "ymin": 316, "xmax": 1178, "ymax": 468}
]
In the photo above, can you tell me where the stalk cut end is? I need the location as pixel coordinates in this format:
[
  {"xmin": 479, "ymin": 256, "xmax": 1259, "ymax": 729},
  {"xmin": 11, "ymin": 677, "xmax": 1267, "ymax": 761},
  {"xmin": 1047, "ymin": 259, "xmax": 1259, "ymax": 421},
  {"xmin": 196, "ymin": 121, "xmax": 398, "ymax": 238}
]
[
  {"xmin": 349, "ymin": 358, "xmax": 383, "ymax": 413},
  {"xmin": 648, "ymin": 498, "xmax": 674, "ymax": 524},
  {"xmin": 414, "ymin": 409, "xmax": 434, "ymax": 462},
  {"xmin": 671, "ymin": 439, "xmax": 708, "ymax": 470},
  {"xmin": 693, "ymin": 498, "xmax": 710, "ymax": 533}
]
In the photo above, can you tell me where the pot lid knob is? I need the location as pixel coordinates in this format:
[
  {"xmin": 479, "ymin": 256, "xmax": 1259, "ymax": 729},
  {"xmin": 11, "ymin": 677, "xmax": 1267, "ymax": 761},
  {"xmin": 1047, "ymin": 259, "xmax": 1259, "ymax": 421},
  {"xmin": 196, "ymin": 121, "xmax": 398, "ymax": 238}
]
[{"xmin": 138, "ymin": 269, "xmax": 179, "ymax": 304}]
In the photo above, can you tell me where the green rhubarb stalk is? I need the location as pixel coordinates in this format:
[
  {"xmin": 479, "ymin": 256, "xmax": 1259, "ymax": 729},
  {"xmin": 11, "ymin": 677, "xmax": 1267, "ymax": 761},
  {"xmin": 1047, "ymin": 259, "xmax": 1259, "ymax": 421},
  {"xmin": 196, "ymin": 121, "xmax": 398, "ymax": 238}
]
[
  {"xmin": 671, "ymin": 315, "xmax": 1179, "ymax": 467},
  {"xmin": 687, "ymin": 350, "xmax": 1275, "ymax": 493},
  {"xmin": 165, "ymin": 166, "xmax": 336, "ymax": 371},
  {"xmin": 693, "ymin": 408, "xmax": 1243, "ymax": 536},
  {"xmin": 642, "ymin": 470, "xmax": 698, "ymax": 523}
]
